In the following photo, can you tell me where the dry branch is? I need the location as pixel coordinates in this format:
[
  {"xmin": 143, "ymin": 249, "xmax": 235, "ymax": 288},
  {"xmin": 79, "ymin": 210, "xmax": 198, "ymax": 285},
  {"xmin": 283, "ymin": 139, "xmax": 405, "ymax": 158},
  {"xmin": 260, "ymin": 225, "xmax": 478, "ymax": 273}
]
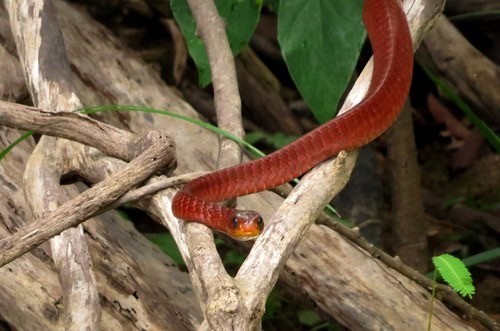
[
  {"xmin": 0, "ymin": 131, "xmax": 175, "ymax": 267},
  {"xmin": 0, "ymin": 0, "xmax": 482, "ymax": 328},
  {"xmin": 0, "ymin": 2, "xmax": 199, "ymax": 329},
  {"xmin": 0, "ymin": 100, "xmax": 137, "ymax": 161},
  {"xmin": 5, "ymin": 0, "xmax": 103, "ymax": 327},
  {"xmin": 0, "ymin": 135, "xmax": 199, "ymax": 330},
  {"xmin": 107, "ymin": 171, "xmax": 207, "ymax": 209},
  {"xmin": 150, "ymin": 0, "xmax": 478, "ymax": 328},
  {"xmin": 180, "ymin": 0, "xmax": 247, "ymax": 329},
  {"xmin": 157, "ymin": 0, "xmax": 476, "ymax": 329}
]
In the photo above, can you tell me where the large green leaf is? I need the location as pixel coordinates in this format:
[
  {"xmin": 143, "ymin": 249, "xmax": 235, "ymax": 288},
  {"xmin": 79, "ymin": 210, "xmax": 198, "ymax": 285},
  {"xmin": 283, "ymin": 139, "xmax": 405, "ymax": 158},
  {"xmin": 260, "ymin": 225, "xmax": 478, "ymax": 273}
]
[
  {"xmin": 171, "ymin": 0, "xmax": 262, "ymax": 86},
  {"xmin": 278, "ymin": 0, "xmax": 365, "ymax": 123}
]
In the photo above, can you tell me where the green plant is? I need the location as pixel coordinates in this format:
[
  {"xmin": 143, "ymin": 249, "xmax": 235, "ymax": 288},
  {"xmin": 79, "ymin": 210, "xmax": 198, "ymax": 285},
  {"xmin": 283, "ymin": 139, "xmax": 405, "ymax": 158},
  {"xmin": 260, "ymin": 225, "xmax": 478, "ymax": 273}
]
[
  {"xmin": 171, "ymin": 0, "xmax": 365, "ymax": 123},
  {"xmin": 462, "ymin": 248, "xmax": 500, "ymax": 268},
  {"xmin": 427, "ymin": 254, "xmax": 476, "ymax": 330},
  {"xmin": 432, "ymin": 254, "xmax": 475, "ymax": 299},
  {"xmin": 170, "ymin": 0, "xmax": 261, "ymax": 86},
  {"xmin": 278, "ymin": 0, "xmax": 365, "ymax": 122},
  {"xmin": 0, "ymin": 130, "xmax": 33, "ymax": 160}
]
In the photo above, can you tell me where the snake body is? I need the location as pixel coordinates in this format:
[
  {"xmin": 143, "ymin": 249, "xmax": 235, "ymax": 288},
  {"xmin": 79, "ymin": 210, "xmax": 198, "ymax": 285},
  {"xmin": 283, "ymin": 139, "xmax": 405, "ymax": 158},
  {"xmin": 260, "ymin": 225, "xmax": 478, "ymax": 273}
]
[{"xmin": 172, "ymin": 0, "xmax": 413, "ymax": 239}]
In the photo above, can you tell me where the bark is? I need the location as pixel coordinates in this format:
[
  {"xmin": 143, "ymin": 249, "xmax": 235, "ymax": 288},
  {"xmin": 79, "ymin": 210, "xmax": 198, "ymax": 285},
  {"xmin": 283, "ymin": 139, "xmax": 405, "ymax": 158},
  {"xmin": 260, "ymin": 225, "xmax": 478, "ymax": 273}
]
[
  {"xmin": 0, "ymin": 3, "xmax": 200, "ymax": 330},
  {"xmin": 0, "ymin": 114, "xmax": 200, "ymax": 330},
  {"xmin": 0, "ymin": 0, "xmax": 487, "ymax": 329},
  {"xmin": 6, "ymin": 0, "xmax": 102, "ymax": 327}
]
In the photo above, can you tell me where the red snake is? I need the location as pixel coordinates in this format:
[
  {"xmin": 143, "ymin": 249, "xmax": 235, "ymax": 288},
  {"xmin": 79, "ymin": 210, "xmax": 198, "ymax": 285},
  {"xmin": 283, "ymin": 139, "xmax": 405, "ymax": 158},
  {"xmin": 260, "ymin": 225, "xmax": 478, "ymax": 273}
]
[{"xmin": 172, "ymin": 0, "xmax": 413, "ymax": 240}]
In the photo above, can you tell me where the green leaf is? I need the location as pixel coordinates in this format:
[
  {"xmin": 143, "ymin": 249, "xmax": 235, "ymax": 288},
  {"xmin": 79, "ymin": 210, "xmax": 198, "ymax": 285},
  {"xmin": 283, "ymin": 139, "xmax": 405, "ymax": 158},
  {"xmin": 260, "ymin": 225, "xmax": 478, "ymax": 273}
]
[
  {"xmin": 462, "ymin": 248, "xmax": 500, "ymax": 268},
  {"xmin": 432, "ymin": 254, "xmax": 475, "ymax": 299},
  {"xmin": 297, "ymin": 309, "xmax": 321, "ymax": 326},
  {"xmin": 147, "ymin": 233, "xmax": 185, "ymax": 266},
  {"xmin": 171, "ymin": 0, "xmax": 261, "ymax": 86},
  {"xmin": 0, "ymin": 130, "xmax": 34, "ymax": 162},
  {"xmin": 278, "ymin": 0, "xmax": 365, "ymax": 123}
]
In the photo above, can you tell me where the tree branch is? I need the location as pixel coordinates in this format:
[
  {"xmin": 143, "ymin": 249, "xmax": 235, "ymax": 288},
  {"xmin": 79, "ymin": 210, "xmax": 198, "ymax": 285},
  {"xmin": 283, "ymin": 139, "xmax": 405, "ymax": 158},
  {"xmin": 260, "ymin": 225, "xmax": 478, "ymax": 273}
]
[
  {"xmin": 180, "ymin": 0, "xmax": 248, "ymax": 329},
  {"xmin": 0, "ymin": 100, "xmax": 138, "ymax": 161},
  {"xmin": 0, "ymin": 131, "xmax": 175, "ymax": 267},
  {"xmin": 6, "ymin": 0, "xmax": 103, "ymax": 328}
]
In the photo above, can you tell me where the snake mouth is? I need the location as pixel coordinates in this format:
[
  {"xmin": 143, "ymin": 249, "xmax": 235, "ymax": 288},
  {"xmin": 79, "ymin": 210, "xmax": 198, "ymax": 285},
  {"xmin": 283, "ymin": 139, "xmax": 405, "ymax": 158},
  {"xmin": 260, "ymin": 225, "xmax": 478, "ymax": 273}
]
[{"xmin": 227, "ymin": 229, "xmax": 261, "ymax": 241}]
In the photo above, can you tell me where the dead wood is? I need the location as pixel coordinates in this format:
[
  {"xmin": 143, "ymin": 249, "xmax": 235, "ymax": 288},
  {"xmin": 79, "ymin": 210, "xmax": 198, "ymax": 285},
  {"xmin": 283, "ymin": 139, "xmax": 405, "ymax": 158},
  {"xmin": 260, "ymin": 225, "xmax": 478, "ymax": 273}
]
[
  {"xmin": 6, "ymin": 0, "xmax": 103, "ymax": 327},
  {"xmin": 0, "ymin": 0, "xmax": 489, "ymax": 329},
  {"xmin": 0, "ymin": 3, "xmax": 200, "ymax": 330},
  {"xmin": 0, "ymin": 130, "xmax": 176, "ymax": 266},
  {"xmin": 171, "ymin": 1, "xmax": 248, "ymax": 329},
  {"xmin": 0, "ymin": 100, "xmax": 138, "ymax": 161}
]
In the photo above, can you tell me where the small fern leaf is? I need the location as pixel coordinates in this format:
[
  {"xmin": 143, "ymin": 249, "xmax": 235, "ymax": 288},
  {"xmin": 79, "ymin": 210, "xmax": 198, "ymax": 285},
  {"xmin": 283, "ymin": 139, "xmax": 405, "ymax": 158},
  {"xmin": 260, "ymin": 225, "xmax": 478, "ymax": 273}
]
[{"xmin": 432, "ymin": 254, "xmax": 475, "ymax": 299}]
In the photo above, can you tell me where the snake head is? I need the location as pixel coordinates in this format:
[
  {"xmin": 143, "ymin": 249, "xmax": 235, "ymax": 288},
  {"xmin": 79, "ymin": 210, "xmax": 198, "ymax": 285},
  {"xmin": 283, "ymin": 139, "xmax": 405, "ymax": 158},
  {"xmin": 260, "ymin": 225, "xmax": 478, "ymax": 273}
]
[{"xmin": 226, "ymin": 210, "xmax": 264, "ymax": 241}]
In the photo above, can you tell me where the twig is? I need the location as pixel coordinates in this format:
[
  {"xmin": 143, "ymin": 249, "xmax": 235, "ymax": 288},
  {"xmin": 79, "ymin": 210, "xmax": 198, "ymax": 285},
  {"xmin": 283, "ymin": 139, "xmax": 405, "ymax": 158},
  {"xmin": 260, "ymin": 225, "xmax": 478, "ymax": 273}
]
[
  {"xmin": 188, "ymin": 0, "xmax": 244, "ymax": 170},
  {"xmin": 1, "ymin": 0, "xmax": 483, "ymax": 328},
  {"xmin": 107, "ymin": 171, "xmax": 207, "ymax": 209},
  {"xmin": 280, "ymin": 198, "xmax": 486, "ymax": 330},
  {"xmin": 181, "ymin": 0, "xmax": 247, "ymax": 329},
  {"xmin": 5, "ymin": 0, "xmax": 103, "ymax": 328},
  {"xmin": 0, "ymin": 100, "xmax": 137, "ymax": 161},
  {"xmin": 163, "ymin": 0, "xmax": 478, "ymax": 329},
  {"xmin": 0, "ymin": 131, "xmax": 175, "ymax": 267},
  {"xmin": 316, "ymin": 216, "xmax": 498, "ymax": 330}
]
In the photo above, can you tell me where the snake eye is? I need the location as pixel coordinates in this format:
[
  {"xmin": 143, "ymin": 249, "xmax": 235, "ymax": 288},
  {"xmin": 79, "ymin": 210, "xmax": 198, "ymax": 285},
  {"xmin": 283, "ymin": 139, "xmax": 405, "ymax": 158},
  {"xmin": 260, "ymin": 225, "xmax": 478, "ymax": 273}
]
[
  {"xmin": 232, "ymin": 217, "xmax": 239, "ymax": 229},
  {"xmin": 257, "ymin": 216, "xmax": 264, "ymax": 229}
]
